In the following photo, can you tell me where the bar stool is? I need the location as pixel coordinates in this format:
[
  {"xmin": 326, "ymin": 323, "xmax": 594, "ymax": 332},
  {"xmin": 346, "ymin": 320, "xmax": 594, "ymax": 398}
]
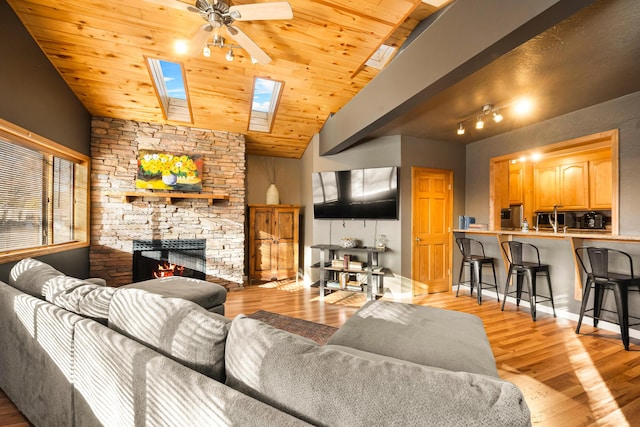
[
  {"xmin": 575, "ymin": 247, "xmax": 640, "ymax": 350},
  {"xmin": 455, "ymin": 237, "xmax": 499, "ymax": 305},
  {"xmin": 501, "ymin": 240, "xmax": 556, "ymax": 321}
]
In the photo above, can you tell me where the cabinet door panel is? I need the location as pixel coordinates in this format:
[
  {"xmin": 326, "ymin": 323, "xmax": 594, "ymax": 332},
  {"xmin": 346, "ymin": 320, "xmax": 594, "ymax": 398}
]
[
  {"xmin": 590, "ymin": 158, "xmax": 612, "ymax": 209},
  {"xmin": 508, "ymin": 162, "xmax": 524, "ymax": 205},
  {"xmin": 559, "ymin": 162, "xmax": 588, "ymax": 209},
  {"xmin": 534, "ymin": 165, "xmax": 558, "ymax": 211}
]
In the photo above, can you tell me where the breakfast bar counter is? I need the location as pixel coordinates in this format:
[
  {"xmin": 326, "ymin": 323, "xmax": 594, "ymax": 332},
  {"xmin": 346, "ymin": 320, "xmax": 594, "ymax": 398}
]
[
  {"xmin": 454, "ymin": 229, "xmax": 640, "ymax": 299},
  {"xmin": 454, "ymin": 228, "xmax": 640, "ymax": 242}
]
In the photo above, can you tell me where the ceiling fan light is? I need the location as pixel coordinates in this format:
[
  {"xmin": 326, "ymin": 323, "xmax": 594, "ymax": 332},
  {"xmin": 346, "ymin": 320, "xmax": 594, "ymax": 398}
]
[
  {"xmin": 226, "ymin": 49, "xmax": 235, "ymax": 62},
  {"xmin": 202, "ymin": 45, "xmax": 211, "ymax": 57}
]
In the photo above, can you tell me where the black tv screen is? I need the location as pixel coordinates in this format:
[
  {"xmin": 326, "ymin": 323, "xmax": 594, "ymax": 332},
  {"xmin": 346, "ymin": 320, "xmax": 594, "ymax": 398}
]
[{"xmin": 312, "ymin": 166, "xmax": 399, "ymax": 220}]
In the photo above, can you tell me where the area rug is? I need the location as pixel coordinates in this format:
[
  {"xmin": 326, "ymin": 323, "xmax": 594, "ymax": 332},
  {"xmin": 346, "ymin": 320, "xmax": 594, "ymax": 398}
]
[{"xmin": 248, "ymin": 310, "xmax": 338, "ymax": 345}]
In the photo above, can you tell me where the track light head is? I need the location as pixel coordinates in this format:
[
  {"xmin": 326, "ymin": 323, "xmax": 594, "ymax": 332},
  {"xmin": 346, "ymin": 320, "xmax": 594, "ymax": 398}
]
[
  {"xmin": 202, "ymin": 45, "xmax": 211, "ymax": 57},
  {"xmin": 493, "ymin": 110, "xmax": 503, "ymax": 123},
  {"xmin": 457, "ymin": 123, "xmax": 465, "ymax": 135},
  {"xmin": 226, "ymin": 48, "xmax": 234, "ymax": 62},
  {"xmin": 476, "ymin": 117, "xmax": 484, "ymax": 130}
]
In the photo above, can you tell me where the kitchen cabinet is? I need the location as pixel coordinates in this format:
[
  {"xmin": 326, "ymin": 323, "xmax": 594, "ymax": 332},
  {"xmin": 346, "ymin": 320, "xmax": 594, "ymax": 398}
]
[
  {"xmin": 534, "ymin": 162, "xmax": 559, "ymax": 211},
  {"xmin": 534, "ymin": 160, "xmax": 589, "ymax": 211},
  {"xmin": 248, "ymin": 204, "xmax": 300, "ymax": 284},
  {"xmin": 558, "ymin": 161, "xmax": 589, "ymax": 209},
  {"xmin": 508, "ymin": 162, "xmax": 524, "ymax": 205},
  {"xmin": 589, "ymin": 158, "xmax": 612, "ymax": 209}
]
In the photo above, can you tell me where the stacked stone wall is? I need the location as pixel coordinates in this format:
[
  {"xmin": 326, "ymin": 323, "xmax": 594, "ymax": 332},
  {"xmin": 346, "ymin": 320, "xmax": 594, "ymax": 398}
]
[{"xmin": 90, "ymin": 117, "xmax": 246, "ymax": 288}]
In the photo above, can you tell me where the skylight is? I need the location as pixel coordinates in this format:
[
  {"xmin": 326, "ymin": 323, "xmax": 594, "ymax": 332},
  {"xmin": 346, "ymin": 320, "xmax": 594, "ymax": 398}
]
[
  {"xmin": 249, "ymin": 77, "xmax": 283, "ymax": 133},
  {"xmin": 146, "ymin": 57, "xmax": 192, "ymax": 123},
  {"xmin": 365, "ymin": 44, "xmax": 397, "ymax": 69}
]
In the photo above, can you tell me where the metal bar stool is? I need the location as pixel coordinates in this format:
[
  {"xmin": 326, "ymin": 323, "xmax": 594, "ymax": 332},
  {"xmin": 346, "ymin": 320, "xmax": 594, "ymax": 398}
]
[
  {"xmin": 575, "ymin": 246, "xmax": 640, "ymax": 350},
  {"xmin": 501, "ymin": 240, "xmax": 556, "ymax": 321},
  {"xmin": 455, "ymin": 238, "xmax": 499, "ymax": 305}
]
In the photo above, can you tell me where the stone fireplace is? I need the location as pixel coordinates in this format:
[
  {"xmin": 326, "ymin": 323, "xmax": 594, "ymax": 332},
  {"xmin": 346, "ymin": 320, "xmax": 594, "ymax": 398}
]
[{"xmin": 89, "ymin": 117, "xmax": 246, "ymax": 289}]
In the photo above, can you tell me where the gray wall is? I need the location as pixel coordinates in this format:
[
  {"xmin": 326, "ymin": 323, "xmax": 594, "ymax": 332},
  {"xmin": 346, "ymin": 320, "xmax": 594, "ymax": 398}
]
[
  {"xmin": 300, "ymin": 133, "xmax": 467, "ymax": 296},
  {"xmin": 245, "ymin": 155, "xmax": 302, "ymax": 206},
  {"xmin": 0, "ymin": 2, "xmax": 91, "ymax": 281},
  {"xmin": 465, "ymin": 91, "xmax": 640, "ymax": 325}
]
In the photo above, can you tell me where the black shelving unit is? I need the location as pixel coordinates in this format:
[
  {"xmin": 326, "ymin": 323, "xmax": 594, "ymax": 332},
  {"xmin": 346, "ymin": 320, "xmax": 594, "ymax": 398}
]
[{"xmin": 311, "ymin": 244, "xmax": 388, "ymax": 300}]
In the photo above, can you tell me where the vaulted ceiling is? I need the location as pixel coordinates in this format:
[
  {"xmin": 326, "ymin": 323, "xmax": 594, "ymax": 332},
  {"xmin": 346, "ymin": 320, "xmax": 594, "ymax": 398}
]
[
  {"xmin": 9, "ymin": 0, "xmax": 639, "ymax": 160},
  {"xmin": 7, "ymin": 0, "xmax": 444, "ymax": 158}
]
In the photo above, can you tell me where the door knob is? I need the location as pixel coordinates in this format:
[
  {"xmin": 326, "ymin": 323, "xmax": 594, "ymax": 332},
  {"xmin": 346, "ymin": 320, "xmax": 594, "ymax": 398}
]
[{"xmin": 415, "ymin": 237, "xmax": 421, "ymax": 242}]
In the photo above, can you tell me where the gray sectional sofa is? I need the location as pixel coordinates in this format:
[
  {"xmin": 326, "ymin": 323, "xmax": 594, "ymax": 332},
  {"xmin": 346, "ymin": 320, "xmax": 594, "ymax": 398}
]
[{"xmin": 0, "ymin": 258, "xmax": 531, "ymax": 426}]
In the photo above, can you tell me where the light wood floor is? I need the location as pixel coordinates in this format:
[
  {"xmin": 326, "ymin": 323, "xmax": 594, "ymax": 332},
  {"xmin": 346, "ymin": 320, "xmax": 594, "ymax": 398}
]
[{"xmin": 1, "ymin": 282, "xmax": 639, "ymax": 426}]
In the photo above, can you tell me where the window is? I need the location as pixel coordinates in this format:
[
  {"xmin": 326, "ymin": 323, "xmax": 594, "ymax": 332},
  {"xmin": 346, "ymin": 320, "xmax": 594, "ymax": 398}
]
[
  {"xmin": 146, "ymin": 57, "xmax": 193, "ymax": 123},
  {"xmin": 249, "ymin": 77, "xmax": 284, "ymax": 133},
  {"xmin": 365, "ymin": 44, "xmax": 397, "ymax": 70},
  {"xmin": 0, "ymin": 119, "xmax": 89, "ymax": 262}
]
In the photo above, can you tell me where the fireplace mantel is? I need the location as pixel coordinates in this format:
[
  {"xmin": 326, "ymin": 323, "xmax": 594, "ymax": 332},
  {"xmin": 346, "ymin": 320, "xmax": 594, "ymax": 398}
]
[{"xmin": 109, "ymin": 191, "xmax": 229, "ymax": 206}]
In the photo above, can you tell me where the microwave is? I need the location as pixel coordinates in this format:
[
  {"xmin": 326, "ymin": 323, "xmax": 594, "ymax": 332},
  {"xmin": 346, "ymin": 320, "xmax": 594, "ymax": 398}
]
[{"xmin": 536, "ymin": 212, "xmax": 576, "ymax": 230}]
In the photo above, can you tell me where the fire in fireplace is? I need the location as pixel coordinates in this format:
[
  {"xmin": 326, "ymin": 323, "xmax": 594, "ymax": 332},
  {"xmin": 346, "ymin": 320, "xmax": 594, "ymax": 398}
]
[
  {"xmin": 132, "ymin": 239, "xmax": 206, "ymax": 282},
  {"xmin": 153, "ymin": 262, "xmax": 186, "ymax": 278}
]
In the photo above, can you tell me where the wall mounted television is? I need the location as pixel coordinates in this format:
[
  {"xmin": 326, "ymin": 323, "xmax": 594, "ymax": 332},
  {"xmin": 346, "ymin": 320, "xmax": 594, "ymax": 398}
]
[{"xmin": 312, "ymin": 166, "xmax": 399, "ymax": 220}]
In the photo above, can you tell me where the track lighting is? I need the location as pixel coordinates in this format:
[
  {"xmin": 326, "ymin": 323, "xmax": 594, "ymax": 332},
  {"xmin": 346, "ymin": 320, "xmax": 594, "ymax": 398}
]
[
  {"xmin": 202, "ymin": 45, "xmax": 211, "ymax": 57},
  {"xmin": 226, "ymin": 49, "xmax": 235, "ymax": 62},
  {"xmin": 455, "ymin": 102, "xmax": 511, "ymax": 135}
]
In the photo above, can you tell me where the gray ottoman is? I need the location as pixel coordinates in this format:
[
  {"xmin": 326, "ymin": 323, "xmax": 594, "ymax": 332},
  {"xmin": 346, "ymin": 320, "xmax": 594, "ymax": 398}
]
[
  {"xmin": 327, "ymin": 299, "xmax": 498, "ymax": 377},
  {"xmin": 122, "ymin": 277, "xmax": 227, "ymax": 315}
]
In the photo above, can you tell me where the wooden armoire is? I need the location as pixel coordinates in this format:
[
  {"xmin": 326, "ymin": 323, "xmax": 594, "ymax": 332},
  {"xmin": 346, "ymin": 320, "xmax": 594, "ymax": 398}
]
[{"xmin": 248, "ymin": 204, "xmax": 300, "ymax": 284}]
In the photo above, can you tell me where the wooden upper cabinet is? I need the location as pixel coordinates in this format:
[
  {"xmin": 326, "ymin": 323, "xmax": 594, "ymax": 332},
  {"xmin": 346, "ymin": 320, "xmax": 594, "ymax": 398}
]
[
  {"xmin": 508, "ymin": 162, "xmax": 524, "ymax": 205},
  {"xmin": 534, "ymin": 152, "xmax": 608, "ymax": 211},
  {"xmin": 558, "ymin": 161, "xmax": 589, "ymax": 209},
  {"xmin": 589, "ymin": 158, "xmax": 612, "ymax": 209},
  {"xmin": 534, "ymin": 162, "xmax": 559, "ymax": 211},
  {"xmin": 490, "ymin": 130, "xmax": 618, "ymax": 233}
]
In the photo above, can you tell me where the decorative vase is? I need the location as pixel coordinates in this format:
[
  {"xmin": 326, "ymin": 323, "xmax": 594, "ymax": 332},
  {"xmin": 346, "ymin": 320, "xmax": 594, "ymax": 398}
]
[
  {"xmin": 162, "ymin": 173, "xmax": 177, "ymax": 186},
  {"xmin": 266, "ymin": 183, "xmax": 280, "ymax": 204}
]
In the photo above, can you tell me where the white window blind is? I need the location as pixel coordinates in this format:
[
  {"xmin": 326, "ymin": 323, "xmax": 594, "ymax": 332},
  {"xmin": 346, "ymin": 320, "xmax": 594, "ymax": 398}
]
[
  {"xmin": 0, "ymin": 140, "xmax": 45, "ymax": 251},
  {"xmin": 0, "ymin": 139, "xmax": 78, "ymax": 251}
]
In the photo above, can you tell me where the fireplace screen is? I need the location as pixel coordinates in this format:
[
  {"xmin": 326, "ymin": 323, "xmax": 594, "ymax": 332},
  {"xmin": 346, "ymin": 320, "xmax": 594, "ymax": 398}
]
[{"xmin": 132, "ymin": 239, "xmax": 206, "ymax": 282}]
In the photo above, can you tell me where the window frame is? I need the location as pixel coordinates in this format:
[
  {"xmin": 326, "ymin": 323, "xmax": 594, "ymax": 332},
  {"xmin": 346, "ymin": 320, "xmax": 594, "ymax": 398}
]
[{"xmin": 0, "ymin": 118, "xmax": 90, "ymax": 263}]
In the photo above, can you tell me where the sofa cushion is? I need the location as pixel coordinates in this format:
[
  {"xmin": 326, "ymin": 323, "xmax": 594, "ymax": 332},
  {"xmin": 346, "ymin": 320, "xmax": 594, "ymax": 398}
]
[
  {"xmin": 108, "ymin": 289, "xmax": 230, "ymax": 382},
  {"xmin": 43, "ymin": 275, "xmax": 116, "ymax": 320},
  {"xmin": 9, "ymin": 258, "xmax": 64, "ymax": 298},
  {"xmin": 327, "ymin": 300, "xmax": 499, "ymax": 377},
  {"xmin": 225, "ymin": 315, "xmax": 531, "ymax": 427}
]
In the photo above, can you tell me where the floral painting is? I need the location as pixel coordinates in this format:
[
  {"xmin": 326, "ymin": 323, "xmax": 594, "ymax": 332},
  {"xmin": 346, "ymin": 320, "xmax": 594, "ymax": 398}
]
[{"xmin": 136, "ymin": 150, "xmax": 203, "ymax": 191}]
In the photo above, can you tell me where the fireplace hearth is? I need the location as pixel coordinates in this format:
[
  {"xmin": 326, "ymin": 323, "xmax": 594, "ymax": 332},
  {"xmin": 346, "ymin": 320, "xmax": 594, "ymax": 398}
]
[{"xmin": 132, "ymin": 239, "xmax": 206, "ymax": 282}]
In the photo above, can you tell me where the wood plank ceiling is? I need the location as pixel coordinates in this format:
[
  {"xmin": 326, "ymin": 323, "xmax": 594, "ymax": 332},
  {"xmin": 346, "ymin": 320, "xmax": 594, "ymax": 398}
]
[{"xmin": 7, "ymin": 0, "xmax": 445, "ymax": 158}]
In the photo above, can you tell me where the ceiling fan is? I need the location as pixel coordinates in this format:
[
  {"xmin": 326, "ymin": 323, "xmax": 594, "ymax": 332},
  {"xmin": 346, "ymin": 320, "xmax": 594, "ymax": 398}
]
[{"xmin": 149, "ymin": 0, "xmax": 293, "ymax": 64}]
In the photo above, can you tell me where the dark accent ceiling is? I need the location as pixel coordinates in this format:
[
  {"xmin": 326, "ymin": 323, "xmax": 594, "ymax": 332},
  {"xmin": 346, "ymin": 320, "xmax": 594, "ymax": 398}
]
[{"xmin": 367, "ymin": 0, "xmax": 640, "ymax": 144}]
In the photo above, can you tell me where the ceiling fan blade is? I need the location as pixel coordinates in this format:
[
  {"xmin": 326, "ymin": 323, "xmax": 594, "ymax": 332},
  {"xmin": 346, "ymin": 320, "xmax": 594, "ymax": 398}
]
[
  {"xmin": 188, "ymin": 24, "xmax": 214, "ymax": 56},
  {"xmin": 142, "ymin": 0, "xmax": 193, "ymax": 13},
  {"xmin": 226, "ymin": 25, "xmax": 271, "ymax": 64},
  {"xmin": 229, "ymin": 2, "xmax": 293, "ymax": 21}
]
